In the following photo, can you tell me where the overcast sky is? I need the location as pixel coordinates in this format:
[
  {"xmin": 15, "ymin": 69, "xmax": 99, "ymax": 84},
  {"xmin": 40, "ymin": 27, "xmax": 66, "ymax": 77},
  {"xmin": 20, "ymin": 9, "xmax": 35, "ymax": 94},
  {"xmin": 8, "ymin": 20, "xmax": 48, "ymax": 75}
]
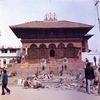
[{"xmin": 0, "ymin": 0, "xmax": 100, "ymax": 51}]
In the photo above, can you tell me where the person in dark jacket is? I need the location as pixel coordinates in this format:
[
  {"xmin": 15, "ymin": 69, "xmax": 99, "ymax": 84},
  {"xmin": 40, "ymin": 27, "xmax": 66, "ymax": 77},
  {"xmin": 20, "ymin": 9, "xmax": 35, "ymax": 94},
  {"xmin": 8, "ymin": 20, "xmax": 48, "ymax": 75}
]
[
  {"xmin": 93, "ymin": 56, "xmax": 97, "ymax": 66},
  {"xmin": 85, "ymin": 62, "xmax": 95, "ymax": 94},
  {"xmin": 1, "ymin": 70, "xmax": 10, "ymax": 95}
]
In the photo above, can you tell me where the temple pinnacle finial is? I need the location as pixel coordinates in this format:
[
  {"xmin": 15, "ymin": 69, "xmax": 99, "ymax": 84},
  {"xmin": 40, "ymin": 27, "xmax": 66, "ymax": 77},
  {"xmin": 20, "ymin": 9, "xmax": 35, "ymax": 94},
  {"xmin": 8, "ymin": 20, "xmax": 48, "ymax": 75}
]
[{"xmin": 44, "ymin": 12, "xmax": 57, "ymax": 22}]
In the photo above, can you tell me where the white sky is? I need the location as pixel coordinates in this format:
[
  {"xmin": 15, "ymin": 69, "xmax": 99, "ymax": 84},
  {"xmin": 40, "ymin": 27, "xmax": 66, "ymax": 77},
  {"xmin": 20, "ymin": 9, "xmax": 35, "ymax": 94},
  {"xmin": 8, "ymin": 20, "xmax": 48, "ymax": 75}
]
[{"xmin": 0, "ymin": 0, "xmax": 100, "ymax": 51}]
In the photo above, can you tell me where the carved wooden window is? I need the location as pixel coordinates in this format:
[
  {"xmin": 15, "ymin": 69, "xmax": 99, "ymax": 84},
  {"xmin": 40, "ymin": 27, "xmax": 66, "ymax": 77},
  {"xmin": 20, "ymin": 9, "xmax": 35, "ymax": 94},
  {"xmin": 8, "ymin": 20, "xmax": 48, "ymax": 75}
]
[
  {"xmin": 39, "ymin": 44, "xmax": 47, "ymax": 58},
  {"xmin": 48, "ymin": 43, "xmax": 56, "ymax": 49},
  {"xmin": 66, "ymin": 43, "xmax": 75, "ymax": 58},
  {"xmin": 28, "ymin": 44, "xmax": 38, "ymax": 59},
  {"xmin": 30, "ymin": 44, "xmax": 37, "ymax": 49},
  {"xmin": 58, "ymin": 43, "xmax": 65, "ymax": 49},
  {"xmin": 58, "ymin": 43, "xmax": 65, "ymax": 58},
  {"xmin": 67, "ymin": 43, "xmax": 74, "ymax": 48}
]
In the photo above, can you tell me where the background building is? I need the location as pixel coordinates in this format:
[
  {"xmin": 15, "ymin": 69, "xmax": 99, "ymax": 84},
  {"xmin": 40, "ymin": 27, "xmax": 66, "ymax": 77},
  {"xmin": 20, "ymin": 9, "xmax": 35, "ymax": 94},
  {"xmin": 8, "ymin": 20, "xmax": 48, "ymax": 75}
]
[{"xmin": 0, "ymin": 46, "xmax": 21, "ymax": 68}]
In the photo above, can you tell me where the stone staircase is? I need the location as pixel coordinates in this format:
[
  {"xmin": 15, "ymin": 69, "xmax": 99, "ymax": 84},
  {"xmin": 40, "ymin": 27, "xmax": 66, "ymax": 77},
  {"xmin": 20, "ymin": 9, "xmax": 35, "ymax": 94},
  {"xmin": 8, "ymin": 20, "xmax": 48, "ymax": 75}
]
[{"xmin": 7, "ymin": 58, "xmax": 86, "ymax": 78}]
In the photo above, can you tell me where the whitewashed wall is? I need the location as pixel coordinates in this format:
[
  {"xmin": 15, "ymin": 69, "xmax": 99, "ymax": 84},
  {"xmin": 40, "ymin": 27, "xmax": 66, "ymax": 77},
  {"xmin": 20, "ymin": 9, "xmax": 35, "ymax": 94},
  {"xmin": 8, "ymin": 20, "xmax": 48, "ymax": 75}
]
[
  {"xmin": 82, "ymin": 52, "xmax": 100, "ymax": 66},
  {"xmin": 0, "ymin": 49, "xmax": 21, "ymax": 68}
]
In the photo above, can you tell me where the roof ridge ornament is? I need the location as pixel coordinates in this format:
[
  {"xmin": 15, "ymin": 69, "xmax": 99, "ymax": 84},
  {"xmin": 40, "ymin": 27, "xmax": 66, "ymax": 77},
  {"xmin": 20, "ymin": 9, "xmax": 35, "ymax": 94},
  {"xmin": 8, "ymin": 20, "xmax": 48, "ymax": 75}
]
[{"xmin": 44, "ymin": 12, "xmax": 57, "ymax": 22}]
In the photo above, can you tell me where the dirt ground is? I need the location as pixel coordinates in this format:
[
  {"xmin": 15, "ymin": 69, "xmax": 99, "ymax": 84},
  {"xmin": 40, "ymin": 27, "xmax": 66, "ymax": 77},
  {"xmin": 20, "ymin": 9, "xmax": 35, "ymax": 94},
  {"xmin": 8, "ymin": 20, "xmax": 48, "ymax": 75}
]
[
  {"xmin": 0, "ymin": 60, "xmax": 99, "ymax": 100},
  {"xmin": 0, "ymin": 86, "xmax": 100, "ymax": 100}
]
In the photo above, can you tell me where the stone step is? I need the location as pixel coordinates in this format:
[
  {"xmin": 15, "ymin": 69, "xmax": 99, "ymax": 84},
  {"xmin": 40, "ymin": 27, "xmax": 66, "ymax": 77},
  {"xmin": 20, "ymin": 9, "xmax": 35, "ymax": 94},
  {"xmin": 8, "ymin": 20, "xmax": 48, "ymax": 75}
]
[{"xmin": 7, "ymin": 59, "xmax": 86, "ymax": 78}]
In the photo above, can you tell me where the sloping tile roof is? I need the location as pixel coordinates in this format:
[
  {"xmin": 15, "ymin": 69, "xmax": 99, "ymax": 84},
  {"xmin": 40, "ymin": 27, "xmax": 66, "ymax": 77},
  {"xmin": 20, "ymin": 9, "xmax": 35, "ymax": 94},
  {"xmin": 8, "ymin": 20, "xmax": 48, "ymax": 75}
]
[
  {"xmin": 84, "ymin": 34, "xmax": 94, "ymax": 39},
  {"xmin": 10, "ymin": 20, "xmax": 93, "ymax": 29}
]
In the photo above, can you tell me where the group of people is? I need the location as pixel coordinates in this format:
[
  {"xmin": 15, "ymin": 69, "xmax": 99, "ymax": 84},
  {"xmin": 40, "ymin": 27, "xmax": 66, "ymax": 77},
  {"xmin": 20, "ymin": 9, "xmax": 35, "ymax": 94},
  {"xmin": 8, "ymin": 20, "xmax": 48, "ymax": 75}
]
[{"xmin": 84, "ymin": 62, "xmax": 100, "ymax": 95}]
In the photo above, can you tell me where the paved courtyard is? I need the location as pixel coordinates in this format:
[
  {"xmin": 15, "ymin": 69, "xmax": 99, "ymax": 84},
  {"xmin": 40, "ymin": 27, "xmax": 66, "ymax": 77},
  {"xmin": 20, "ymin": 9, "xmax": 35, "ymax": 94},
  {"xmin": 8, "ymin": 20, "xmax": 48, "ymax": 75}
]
[{"xmin": 0, "ymin": 86, "xmax": 100, "ymax": 100}]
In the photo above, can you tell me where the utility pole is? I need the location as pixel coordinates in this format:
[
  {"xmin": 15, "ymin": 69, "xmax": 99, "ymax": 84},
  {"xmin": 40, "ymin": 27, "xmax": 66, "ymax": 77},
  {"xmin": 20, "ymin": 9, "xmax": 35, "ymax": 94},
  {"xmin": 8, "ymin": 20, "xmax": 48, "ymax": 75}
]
[{"xmin": 94, "ymin": 0, "xmax": 100, "ymax": 31}]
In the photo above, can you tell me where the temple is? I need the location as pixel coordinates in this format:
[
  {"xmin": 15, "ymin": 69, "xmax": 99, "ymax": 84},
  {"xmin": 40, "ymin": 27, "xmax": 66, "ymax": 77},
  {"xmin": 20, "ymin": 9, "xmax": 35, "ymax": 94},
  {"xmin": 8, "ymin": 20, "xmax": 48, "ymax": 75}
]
[{"xmin": 10, "ymin": 13, "xmax": 93, "ymax": 63}]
